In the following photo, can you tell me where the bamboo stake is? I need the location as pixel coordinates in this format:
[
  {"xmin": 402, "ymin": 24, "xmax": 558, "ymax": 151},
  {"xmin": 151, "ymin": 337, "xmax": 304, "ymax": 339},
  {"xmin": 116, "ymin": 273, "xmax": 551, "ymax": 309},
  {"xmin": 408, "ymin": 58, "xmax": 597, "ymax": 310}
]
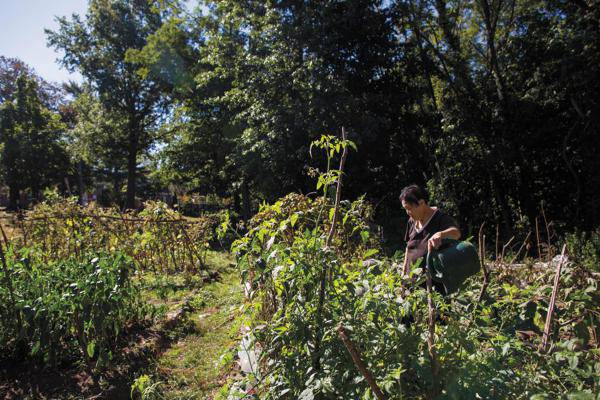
[
  {"xmin": 540, "ymin": 244, "xmax": 567, "ymax": 353},
  {"xmin": 338, "ymin": 325, "xmax": 387, "ymax": 400},
  {"xmin": 477, "ymin": 234, "xmax": 488, "ymax": 302}
]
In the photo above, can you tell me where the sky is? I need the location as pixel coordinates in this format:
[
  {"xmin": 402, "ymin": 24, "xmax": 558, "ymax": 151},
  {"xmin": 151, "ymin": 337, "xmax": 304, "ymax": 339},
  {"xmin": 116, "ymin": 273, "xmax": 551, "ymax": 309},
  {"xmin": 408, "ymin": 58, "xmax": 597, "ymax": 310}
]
[
  {"xmin": 0, "ymin": 0, "xmax": 89, "ymax": 84},
  {"xmin": 0, "ymin": 1, "xmax": 199, "ymax": 85}
]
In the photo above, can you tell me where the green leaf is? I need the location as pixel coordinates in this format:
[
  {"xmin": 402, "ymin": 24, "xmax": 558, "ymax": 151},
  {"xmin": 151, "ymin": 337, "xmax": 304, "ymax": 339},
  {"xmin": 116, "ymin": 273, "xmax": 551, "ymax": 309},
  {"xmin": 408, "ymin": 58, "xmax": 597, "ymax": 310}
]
[
  {"xmin": 501, "ymin": 342, "xmax": 510, "ymax": 356},
  {"xmin": 568, "ymin": 354, "xmax": 579, "ymax": 369},
  {"xmin": 342, "ymin": 213, "xmax": 349, "ymax": 225},
  {"xmin": 290, "ymin": 213, "xmax": 299, "ymax": 227},
  {"xmin": 87, "ymin": 341, "xmax": 96, "ymax": 358},
  {"xmin": 364, "ymin": 248, "xmax": 379, "ymax": 258},
  {"xmin": 31, "ymin": 341, "xmax": 41, "ymax": 356},
  {"xmin": 360, "ymin": 231, "xmax": 370, "ymax": 243}
]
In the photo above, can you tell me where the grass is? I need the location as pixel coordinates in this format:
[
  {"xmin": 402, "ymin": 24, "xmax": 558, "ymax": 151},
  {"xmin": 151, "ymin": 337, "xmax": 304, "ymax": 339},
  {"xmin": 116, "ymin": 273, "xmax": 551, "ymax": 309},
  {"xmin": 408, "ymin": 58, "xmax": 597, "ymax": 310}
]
[{"xmin": 135, "ymin": 250, "xmax": 246, "ymax": 400}]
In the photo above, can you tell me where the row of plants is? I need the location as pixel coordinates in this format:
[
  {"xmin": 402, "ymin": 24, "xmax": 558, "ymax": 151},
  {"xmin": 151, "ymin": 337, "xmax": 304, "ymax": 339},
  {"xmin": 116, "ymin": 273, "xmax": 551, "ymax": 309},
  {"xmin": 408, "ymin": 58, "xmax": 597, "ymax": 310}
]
[
  {"xmin": 7, "ymin": 197, "xmax": 223, "ymax": 274},
  {"xmin": 0, "ymin": 248, "xmax": 151, "ymax": 368},
  {"xmin": 226, "ymin": 136, "xmax": 599, "ymax": 399}
]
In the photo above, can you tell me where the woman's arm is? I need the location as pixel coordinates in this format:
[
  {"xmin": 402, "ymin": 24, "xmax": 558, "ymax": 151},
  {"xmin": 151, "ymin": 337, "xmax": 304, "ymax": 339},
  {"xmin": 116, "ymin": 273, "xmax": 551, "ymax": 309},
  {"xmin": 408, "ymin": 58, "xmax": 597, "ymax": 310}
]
[{"xmin": 440, "ymin": 227, "xmax": 461, "ymax": 240}]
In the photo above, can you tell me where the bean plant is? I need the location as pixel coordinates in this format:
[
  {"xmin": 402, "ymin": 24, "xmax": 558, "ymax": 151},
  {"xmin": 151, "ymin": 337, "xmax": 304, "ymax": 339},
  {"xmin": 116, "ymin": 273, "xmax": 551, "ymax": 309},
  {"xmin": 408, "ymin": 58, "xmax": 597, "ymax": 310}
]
[{"xmin": 13, "ymin": 198, "xmax": 220, "ymax": 274}]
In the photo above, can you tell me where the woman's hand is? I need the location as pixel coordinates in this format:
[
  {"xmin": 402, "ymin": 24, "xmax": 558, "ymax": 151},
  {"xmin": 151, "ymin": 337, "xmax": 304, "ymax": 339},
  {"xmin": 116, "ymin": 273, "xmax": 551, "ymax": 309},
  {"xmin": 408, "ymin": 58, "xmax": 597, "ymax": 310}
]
[
  {"xmin": 428, "ymin": 232, "xmax": 443, "ymax": 251},
  {"xmin": 428, "ymin": 227, "xmax": 461, "ymax": 251}
]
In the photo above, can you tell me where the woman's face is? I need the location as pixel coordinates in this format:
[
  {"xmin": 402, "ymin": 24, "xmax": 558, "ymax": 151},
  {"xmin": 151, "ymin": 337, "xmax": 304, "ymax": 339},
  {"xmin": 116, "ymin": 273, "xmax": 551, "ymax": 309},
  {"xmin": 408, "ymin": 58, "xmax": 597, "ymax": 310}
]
[{"xmin": 402, "ymin": 199, "xmax": 425, "ymax": 220}]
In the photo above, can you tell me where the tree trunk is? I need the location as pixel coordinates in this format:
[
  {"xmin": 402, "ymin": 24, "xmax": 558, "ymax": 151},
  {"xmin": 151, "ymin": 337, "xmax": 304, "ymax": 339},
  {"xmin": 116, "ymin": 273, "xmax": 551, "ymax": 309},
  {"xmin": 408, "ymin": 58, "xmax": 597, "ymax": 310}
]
[
  {"xmin": 125, "ymin": 125, "xmax": 138, "ymax": 210},
  {"xmin": 233, "ymin": 190, "xmax": 241, "ymax": 214},
  {"xmin": 242, "ymin": 179, "xmax": 251, "ymax": 221},
  {"xmin": 8, "ymin": 183, "xmax": 19, "ymax": 211},
  {"xmin": 479, "ymin": 0, "xmax": 506, "ymax": 103},
  {"xmin": 77, "ymin": 160, "xmax": 87, "ymax": 206}
]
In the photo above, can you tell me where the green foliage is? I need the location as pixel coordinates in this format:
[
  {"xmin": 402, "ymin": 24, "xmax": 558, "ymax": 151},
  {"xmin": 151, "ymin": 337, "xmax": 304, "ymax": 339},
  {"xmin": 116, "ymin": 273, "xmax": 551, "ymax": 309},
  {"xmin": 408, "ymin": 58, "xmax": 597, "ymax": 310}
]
[
  {"xmin": 63, "ymin": 86, "xmax": 130, "ymax": 196},
  {"xmin": 0, "ymin": 250, "xmax": 150, "ymax": 367},
  {"xmin": 232, "ymin": 190, "xmax": 599, "ymax": 399},
  {"xmin": 565, "ymin": 229, "xmax": 600, "ymax": 273},
  {"xmin": 131, "ymin": 374, "xmax": 165, "ymax": 400}
]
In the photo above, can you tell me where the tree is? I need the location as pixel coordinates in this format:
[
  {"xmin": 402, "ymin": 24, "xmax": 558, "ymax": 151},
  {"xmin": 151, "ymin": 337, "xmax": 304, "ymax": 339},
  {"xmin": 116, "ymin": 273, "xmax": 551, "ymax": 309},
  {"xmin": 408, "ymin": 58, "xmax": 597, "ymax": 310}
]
[
  {"xmin": 0, "ymin": 56, "xmax": 65, "ymax": 110},
  {"xmin": 62, "ymin": 85, "xmax": 130, "ymax": 205},
  {"xmin": 0, "ymin": 75, "xmax": 69, "ymax": 209},
  {"xmin": 46, "ymin": 0, "xmax": 182, "ymax": 208},
  {"xmin": 194, "ymin": 1, "xmax": 426, "ymax": 209}
]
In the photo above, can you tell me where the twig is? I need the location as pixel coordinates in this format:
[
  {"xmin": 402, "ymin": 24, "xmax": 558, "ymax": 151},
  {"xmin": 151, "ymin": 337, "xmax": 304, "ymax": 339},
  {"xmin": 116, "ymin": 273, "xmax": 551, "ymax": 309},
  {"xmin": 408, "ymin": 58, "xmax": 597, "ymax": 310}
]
[
  {"xmin": 540, "ymin": 244, "xmax": 567, "ymax": 353},
  {"xmin": 509, "ymin": 231, "xmax": 531, "ymax": 264},
  {"xmin": 499, "ymin": 236, "xmax": 515, "ymax": 266},
  {"xmin": 338, "ymin": 325, "xmax": 388, "ymax": 400}
]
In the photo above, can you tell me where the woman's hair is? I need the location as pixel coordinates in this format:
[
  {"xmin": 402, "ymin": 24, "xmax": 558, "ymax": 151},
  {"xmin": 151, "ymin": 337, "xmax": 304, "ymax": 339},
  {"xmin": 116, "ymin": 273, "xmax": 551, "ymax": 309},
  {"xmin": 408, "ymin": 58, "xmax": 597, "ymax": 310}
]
[{"xmin": 399, "ymin": 184, "xmax": 429, "ymax": 205}]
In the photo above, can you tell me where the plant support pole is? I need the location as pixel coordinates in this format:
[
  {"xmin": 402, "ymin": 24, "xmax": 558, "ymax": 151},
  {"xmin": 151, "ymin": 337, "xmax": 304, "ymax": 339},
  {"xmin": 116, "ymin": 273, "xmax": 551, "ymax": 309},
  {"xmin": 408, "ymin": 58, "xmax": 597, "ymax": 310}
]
[
  {"xmin": 338, "ymin": 325, "xmax": 387, "ymax": 400},
  {"xmin": 541, "ymin": 243, "xmax": 567, "ymax": 352},
  {"xmin": 425, "ymin": 250, "xmax": 440, "ymax": 397}
]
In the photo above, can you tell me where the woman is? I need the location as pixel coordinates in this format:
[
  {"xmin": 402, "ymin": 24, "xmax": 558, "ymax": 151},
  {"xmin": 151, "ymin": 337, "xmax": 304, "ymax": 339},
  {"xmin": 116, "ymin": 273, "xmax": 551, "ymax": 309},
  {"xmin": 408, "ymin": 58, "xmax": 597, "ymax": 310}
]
[{"xmin": 400, "ymin": 185, "xmax": 461, "ymax": 276}]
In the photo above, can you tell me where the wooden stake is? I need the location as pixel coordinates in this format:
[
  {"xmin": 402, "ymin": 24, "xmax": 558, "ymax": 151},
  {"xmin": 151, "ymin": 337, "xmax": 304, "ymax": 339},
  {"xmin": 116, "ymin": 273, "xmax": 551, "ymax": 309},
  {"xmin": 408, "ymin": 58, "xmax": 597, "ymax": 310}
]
[
  {"xmin": 541, "ymin": 205, "xmax": 552, "ymax": 261},
  {"xmin": 541, "ymin": 244, "xmax": 567, "ymax": 353},
  {"xmin": 338, "ymin": 325, "xmax": 388, "ymax": 400},
  {"xmin": 478, "ymin": 222, "xmax": 486, "ymax": 260},
  {"xmin": 0, "ymin": 223, "xmax": 10, "ymax": 249},
  {"xmin": 425, "ymin": 254, "xmax": 440, "ymax": 397}
]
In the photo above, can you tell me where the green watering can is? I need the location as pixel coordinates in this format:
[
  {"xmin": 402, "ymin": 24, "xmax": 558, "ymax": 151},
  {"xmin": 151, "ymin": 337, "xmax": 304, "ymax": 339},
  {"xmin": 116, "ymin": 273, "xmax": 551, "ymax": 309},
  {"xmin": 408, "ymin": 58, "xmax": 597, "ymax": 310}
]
[{"xmin": 426, "ymin": 239, "xmax": 480, "ymax": 295}]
